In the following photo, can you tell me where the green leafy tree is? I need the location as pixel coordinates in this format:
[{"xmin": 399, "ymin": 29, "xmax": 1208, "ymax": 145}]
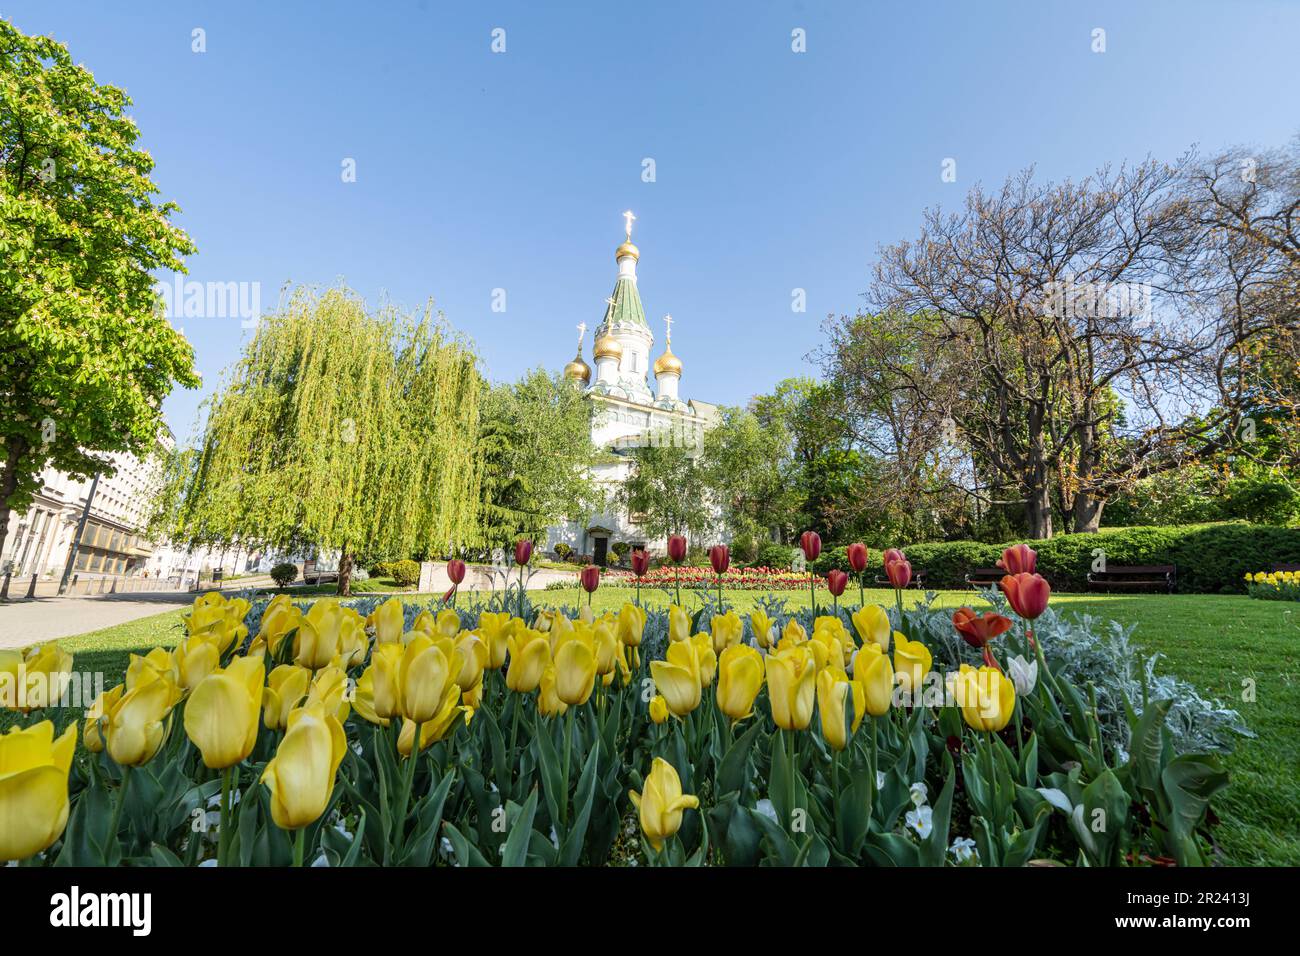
[
  {"xmin": 1, "ymin": 21, "xmax": 198, "ymax": 558},
  {"xmin": 155, "ymin": 286, "xmax": 484, "ymax": 595},
  {"xmin": 476, "ymin": 369, "xmax": 601, "ymax": 547},
  {"xmin": 617, "ymin": 444, "xmax": 713, "ymax": 541},
  {"xmin": 698, "ymin": 406, "xmax": 802, "ymax": 550}
]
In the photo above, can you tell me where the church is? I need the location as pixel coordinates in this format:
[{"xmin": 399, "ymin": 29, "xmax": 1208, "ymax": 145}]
[{"xmin": 545, "ymin": 213, "xmax": 718, "ymax": 565}]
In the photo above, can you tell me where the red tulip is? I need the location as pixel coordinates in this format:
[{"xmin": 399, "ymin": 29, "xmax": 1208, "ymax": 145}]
[
  {"xmin": 514, "ymin": 539, "xmax": 533, "ymax": 566},
  {"xmin": 580, "ymin": 565, "xmax": 601, "ymax": 594},
  {"xmin": 447, "ymin": 558, "xmax": 466, "ymax": 585},
  {"xmin": 800, "ymin": 531, "xmax": 822, "ymax": 562},
  {"xmin": 846, "ymin": 543, "xmax": 869, "ymax": 574},
  {"xmin": 631, "ymin": 549, "xmax": 649, "ymax": 576},
  {"xmin": 1000, "ymin": 573, "xmax": 1050, "ymax": 620},
  {"xmin": 826, "ymin": 569, "xmax": 848, "ymax": 596},
  {"xmin": 709, "ymin": 545, "xmax": 730, "ymax": 576},
  {"xmin": 667, "ymin": 535, "xmax": 687, "ymax": 563},
  {"xmin": 885, "ymin": 558, "xmax": 912, "ymax": 590},
  {"xmin": 997, "ymin": 544, "xmax": 1038, "ymax": 575},
  {"xmin": 882, "ymin": 548, "xmax": 906, "ymax": 569},
  {"xmin": 951, "ymin": 607, "xmax": 1013, "ymax": 648}
]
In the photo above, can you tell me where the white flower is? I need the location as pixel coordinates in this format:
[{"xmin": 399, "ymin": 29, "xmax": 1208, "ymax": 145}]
[
  {"xmin": 438, "ymin": 836, "xmax": 455, "ymax": 861},
  {"xmin": 1008, "ymin": 655, "xmax": 1038, "ymax": 696},
  {"xmin": 909, "ymin": 781, "xmax": 928, "ymax": 807},
  {"xmin": 905, "ymin": 805, "xmax": 933, "ymax": 839},
  {"xmin": 950, "ymin": 836, "xmax": 977, "ymax": 864}
]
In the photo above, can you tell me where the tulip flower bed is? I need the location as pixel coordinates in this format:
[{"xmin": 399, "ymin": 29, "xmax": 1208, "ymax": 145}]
[
  {"xmin": 606, "ymin": 565, "xmax": 819, "ymax": 591},
  {"xmin": 2, "ymin": 564, "xmax": 1240, "ymax": 867},
  {"xmin": 1245, "ymin": 569, "xmax": 1300, "ymax": 601}
]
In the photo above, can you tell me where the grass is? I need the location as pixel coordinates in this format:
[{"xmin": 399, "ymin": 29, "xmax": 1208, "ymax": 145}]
[{"xmin": 12, "ymin": 585, "xmax": 1296, "ymax": 865}]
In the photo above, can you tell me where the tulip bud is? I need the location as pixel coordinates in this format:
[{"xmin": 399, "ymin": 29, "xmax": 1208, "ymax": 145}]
[
  {"xmin": 631, "ymin": 549, "xmax": 649, "ymax": 576},
  {"xmin": 765, "ymin": 646, "xmax": 817, "ymax": 730},
  {"xmin": 826, "ymin": 569, "xmax": 848, "ymax": 597},
  {"xmin": 261, "ymin": 704, "xmax": 347, "ymax": 830},
  {"xmin": 580, "ymin": 565, "xmax": 601, "ymax": 594},
  {"xmin": 997, "ymin": 543, "xmax": 1038, "ymax": 575},
  {"xmin": 667, "ymin": 535, "xmax": 687, "ymax": 563},
  {"xmin": 799, "ymin": 531, "xmax": 822, "ymax": 562},
  {"xmin": 892, "ymin": 635, "xmax": 932, "ymax": 701},
  {"xmin": 447, "ymin": 558, "xmax": 467, "ymax": 584},
  {"xmin": 553, "ymin": 633, "xmax": 597, "ymax": 705},
  {"xmin": 514, "ymin": 539, "xmax": 533, "ymax": 566},
  {"xmin": 999, "ymin": 572, "xmax": 1051, "ymax": 620},
  {"xmin": 106, "ymin": 673, "xmax": 184, "ymax": 767},
  {"xmin": 851, "ymin": 605, "xmax": 891, "ymax": 653},
  {"xmin": 649, "ymin": 694, "xmax": 669, "ymax": 724},
  {"xmin": 846, "ymin": 543, "xmax": 869, "ymax": 574},
  {"xmin": 715, "ymin": 645, "xmax": 764, "ymax": 722},
  {"xmin": 886, "ymin": 558, "xmax": 912, "ymax": 590},
  {"xmin": 817, "ymin": 667, "xmax": 864, "ymax": 751},
  {"xmin": 709, "ymin": 544, "xmax": 730, "ymax": 576},
  {"xmin": 185, "ymin": 657, "xmax": 265, "ymax": 769},
  {"xmin": 650, "ymin": 640, "xmax": 702, "ymax": 716},
  {"xmin": 629, "ymin": 757, "xmax": 699, "ymax": 851}
]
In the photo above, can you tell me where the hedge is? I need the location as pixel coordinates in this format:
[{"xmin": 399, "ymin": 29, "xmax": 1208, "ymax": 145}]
[{"xmin": 811, "ymin": 522, "xmax": 1300, "ymax": 594}]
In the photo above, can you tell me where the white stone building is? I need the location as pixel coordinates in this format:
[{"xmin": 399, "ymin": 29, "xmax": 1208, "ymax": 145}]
[{"xmin": 547, "ymin": 214, "xmax": 719, "ymax": 564}]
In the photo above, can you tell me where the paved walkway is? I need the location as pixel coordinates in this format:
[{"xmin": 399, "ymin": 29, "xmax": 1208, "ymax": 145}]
[{"xmin": 0, "ymin": 591, "xmax": 195, "ymax": 649}]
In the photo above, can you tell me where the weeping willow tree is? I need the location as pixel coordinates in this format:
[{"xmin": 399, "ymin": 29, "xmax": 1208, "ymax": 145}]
[{"xmin": 156, "ymin": 286, "xmax": 485, "ymax": 594}]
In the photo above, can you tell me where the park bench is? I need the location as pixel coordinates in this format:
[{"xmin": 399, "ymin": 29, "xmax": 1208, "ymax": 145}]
[
  {"xmin": 964, "ymin": 567, "xmax": 1006, "ymax": 588},
  {"xmin": 1271, "ymin": 563, "xmax": 1300, "ymax": 573},
  {"xmin": 1087, "ymin": 564, "xmax": 1176, "ymax": 593},
  {"xmin": 872, "ymin": 568, "xmax": 927, "ymax": 588}
]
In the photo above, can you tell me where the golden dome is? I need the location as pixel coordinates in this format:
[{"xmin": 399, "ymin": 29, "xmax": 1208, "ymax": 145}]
[
  {"xmin": 615, "ymin": 240, "xmax": 640, "ymax": 261},
  {"xmin": 593, "ymin": 334, "xmax": 623, "ymax": 360},
  {"xmin": 653, "ymin": 346, "xmax": 682, "ymax": 377},
  {"xmin": 563, "ymin": 352, "xmax": 591, "ymax": 383}
]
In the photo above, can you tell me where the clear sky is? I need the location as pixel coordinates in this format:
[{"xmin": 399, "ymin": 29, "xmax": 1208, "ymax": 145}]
[{"xmin": 6, "ymin": 0, "xmax": 1299, "ymax": 440}]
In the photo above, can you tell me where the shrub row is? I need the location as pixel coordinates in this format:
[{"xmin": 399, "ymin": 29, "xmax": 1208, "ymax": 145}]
[
  {"xmin": 369, "ymin": 559, "xmax": 420, "ymax": 587},
  {"xmin": 810, "ymin": 522, "xmax": 1300, "ymax": 594}
]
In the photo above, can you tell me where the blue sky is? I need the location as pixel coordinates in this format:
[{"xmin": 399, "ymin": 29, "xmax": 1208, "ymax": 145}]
[{"xmin": 7, "ymin": 0, "xmax": 1299, "ymax": 439}]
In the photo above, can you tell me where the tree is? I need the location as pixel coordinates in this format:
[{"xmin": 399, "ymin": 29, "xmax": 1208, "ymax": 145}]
[
  {"xmin": 616, "ymin": 445, "xmax": 713, "ymax": 542},
  {"xmin": 477, "ymin": 369, "xmax": 600, "ymax": 548},
  {"xmin": 1, "ymin": 21, "xmax": 198, "ymax": 559},
  {"xmin": 155, "ymin": 286, "xmax": 484, "ymax": 595},
  {"xmin": 698, "ymin": 406, "xmax": 801, "ymax": 552}
]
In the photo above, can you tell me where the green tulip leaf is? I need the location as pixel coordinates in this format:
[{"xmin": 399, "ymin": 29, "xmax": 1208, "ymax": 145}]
[{"xmin": 501, "ymin": 787, "xmax": 539, "ymax": 867}]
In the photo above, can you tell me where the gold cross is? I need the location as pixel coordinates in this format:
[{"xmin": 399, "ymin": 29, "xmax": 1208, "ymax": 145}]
[
  {"xmin": 622, "ymin": 210, "xmax": 636, "ymax": 241},
  {"xmin": 576, "ymin": 322, "xmax": 586, "ymax": 346},
  {"xmin": 663, "ymin": 313, "xmax": 673, "ymax": 344}
]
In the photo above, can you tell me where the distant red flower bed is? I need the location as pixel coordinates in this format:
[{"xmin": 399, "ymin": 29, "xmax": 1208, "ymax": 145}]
[{"xmin": 604, "ymin": 565, "xmax": 825, "ymax": 590}]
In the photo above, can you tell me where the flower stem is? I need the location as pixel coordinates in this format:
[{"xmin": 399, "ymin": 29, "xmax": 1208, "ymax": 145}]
[
  {"xmin": 109, "ymin": 765, "xmax": 133, "ymax": 859},
  {"xmin": 216, "ymin": 766, "xmax": 231, "ymax": 866},
  {"xmin": 293, "ymin": 827, "xmax": 305, "ymax": 867}
]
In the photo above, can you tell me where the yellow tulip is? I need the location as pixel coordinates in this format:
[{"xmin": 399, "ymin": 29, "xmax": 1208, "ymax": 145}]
[
  {"xmin": 185, "ymin": 656, "xmax": 265, "ymax": 769},
  {"xmin": 83, "ymin": 685, "xmax": 123, "ymax": 754},
  {"xmin": 538, "ymin": 666, "xmax": 568, "ymax": 718},
  {"xmin": 893, "ymin": 634, "xmax": 933, "ymax": 700},
  {"xmin": 955, "ymin": 665, "xmax": 1017, "ymax": 733},
  {"xmin": 853, "ymin": 645, "xmax": 894, "ymax": 717},
  {"xmin": 618, "ymin": 603, "xmax": 646, "ymax": 647},
  {"xmin": 0, "ymin": 721, "xmax": 76, "ymax": 861},
  {"xmin": 175, "ymin": 635, "xmax": 221, "ymax": 691},
  {"xmin": 126, "ymin": 647, "xmax": 175, "ymax": 692},
  {"xmin": 649, "ymin": 694, "xmax": 670, "ymax": 724},
  {"xmin": 592, "ymin": 622, "xmax": 620, "ymax": 676},
  {"xmin": 578, "ymin": 604, "xmax": 595, "ymax": 625},
  {"xmin": 650, "ymin": 640, "xmax": 702, "ymax": 716},
  {"xmin": 506, "ymin": 628, "xmax": 551, "ymax": 692},
  {"xmin": 187, "ymin": 592, "xmax": 250, "ymax": 652},
  {"xmin": 477, "ymin": 612, "xmax": 514, "ymax": 669},
  {"xmin": 709, "ymin": 611, "xmax": 744, "ymax": 655},
  {"xmin": 553, "ymin": 632, "xmax": 597, "ymax": 706},
  {"xmin": 263, "ymin": 664, "xmax": 312, "ymax": 731},
  {"xmin": 397, "ymin": 687, "xmax": 464, "ymax": 757},
  {"xmin": 368, "ymin": 597, "xmax": 406, "ymax": 645},
  {"xmin": 295, "ymin": 601, "xmax": 346, "ymax": 670},
  {"xmin": 690, "ymin": 633, "xmax": 718, "ymax": 688},
  {"xmin": 105, "ymin": 673, "xmax": 183, "ymax": 767},
  {"xmin": 257, "ymin": 594, "xmax": 302, "ymax": 657},
  {"xmin": 715, "ymin": 644, "xmax": 764, "ymax": 722},
  {"xmin": 434, "ymin": 609, "xmax": 462, "ymax": 639},
  {"xmin": 749, "ymin": 609, "xmax": 776, "ymax": 649},
  {"xmin": 810, "ymin": 623, "xmax": 852, "ymax": 670},
  {"xmin": 400, "ymin": 634, "xmax": 459, "ymax": 724},
  {"xmin": 778, "ymin": 619, "xmax": 807, "ymax": 649},
  {"xmin": 851, "ymin": 605, "xmax": 891, "ymax": 652},
  {"xmin": 453, "ymin": 632, "xmax": 489, "ymax": 691},
  {"xmin": 629, "ymin": 757, "xmax": 699, "ymax": 852},
  {"xmin": 2, "ymin": 643, "xmax": 74, "ymax": 712},
  {"xmin": 668, "ymin": 604, "xmax": 691, "ymax": 643},
  {"xmin": 352, "ymin": 667, "xmax": 387, "ymax": 726},
  {"xmin": 367, "ymin": 642, "xmax": 405, "ymax": 719},
  {"xmin": 306, "ymin": 665, "xmax": 351, "ymax": 724},
  {"xmin": 260, "ymin": 703, "xmax": 347, "ymax": 830},
  {"xmin": 816, "ymin": 667, "xmax": 864, "ymax": 751},
  {"xmin": 765, "ymin": 646, "xmax": 817, "ymax": 730},
  {"xmin": 336, "ymin": 613, "xmax": 370, "ymax": 669}
]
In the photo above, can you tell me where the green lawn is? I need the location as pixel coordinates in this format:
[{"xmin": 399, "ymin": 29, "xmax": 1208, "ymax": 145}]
[{"xmin": 20, "ymin": 586, "xmax": 1298, "ymax": 865}]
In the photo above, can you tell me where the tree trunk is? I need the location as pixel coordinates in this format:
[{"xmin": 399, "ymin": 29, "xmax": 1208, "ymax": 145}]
[
  {"xmin": 1024, "ymin": 483, "xmax": 1054, "ymax": 540},
  {"xmin": 0, "ymin": 439, "xmax": 29, "ymax": 567},
  {"xmin": 1073, "ymin": 493, "xmax": 1105, "ymax": 533},
  {"xmin": 337, "ymin": 548, "xmax": 353, "ymax": 597}
]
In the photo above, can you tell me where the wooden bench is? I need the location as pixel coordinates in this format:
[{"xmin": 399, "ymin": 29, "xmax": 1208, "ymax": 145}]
[
  {"xmin": 873, "ymin": 568, "xmax": 927, "ymax": 589},
  {"xmin": 1087, "ymin": 564, "xmax": 1176, "ymax": 593},
  {"xmin": 964, "ymin": 567, "xmax": 1006, "ymax": 588},
  {"xmin": 1272, "ymin": 563, "xmax": 1300, "ymax": 573}
]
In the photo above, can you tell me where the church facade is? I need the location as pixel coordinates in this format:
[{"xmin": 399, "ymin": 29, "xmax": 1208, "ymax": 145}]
[{"xmin": 546, "ymin": 214, "xmax": 718, "ymax": 564}]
